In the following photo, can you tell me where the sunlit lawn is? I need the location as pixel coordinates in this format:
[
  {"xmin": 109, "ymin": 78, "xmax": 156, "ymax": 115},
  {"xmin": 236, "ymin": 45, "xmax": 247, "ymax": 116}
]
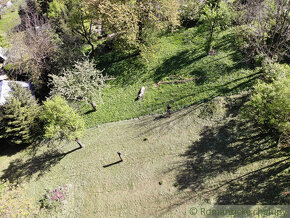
[{"xmin": 1, "ymin": 94, "xmax": 288, "ymax": 217}]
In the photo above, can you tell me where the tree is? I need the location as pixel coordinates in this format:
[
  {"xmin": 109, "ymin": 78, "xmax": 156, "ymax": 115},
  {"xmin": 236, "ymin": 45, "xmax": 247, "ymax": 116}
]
[
  {"xmin": 242, "ymin": 63, "xmax": 290, "ymax": 135},
  {"xmin": 237, "ymin": 0, "xmax": 290, "ymax": 61},
  {"xmin": 7, "ymin": 24, "xmax": 59, "ymax": 95},
  {"xmin": 50, "ymin": 58, "xmax": 112, "ymax": 111},
  {"xmin": 87, "ymin": 0, "xmax": 180, "ymax": 51},
  {"xmin": 47, "ymin": 0, "xmax": 99, "ymax": 55},
  {"xmin": 37, "ymin": 0, "xmax": 53, "ymax": 14},
  {"xmin": 199, "ymin": 0, "xmax": 235, "ymax": 53},
  {"xmin": 0, "ymin": 82, "xmax": 41, "ymax": 146},
  {"xmin": 43, "ymin": 0, "xmax": 180, "ymax": 54},
  {"xmin": 40, "ymin": 96, "xmax": 86, "ymax": 147},
  {"xmin": 6, "ymin": 0, "xmax": 60, "ymax": 98}
]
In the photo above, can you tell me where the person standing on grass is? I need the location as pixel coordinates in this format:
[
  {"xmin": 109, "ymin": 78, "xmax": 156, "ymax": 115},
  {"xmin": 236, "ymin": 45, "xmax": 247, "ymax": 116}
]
[
  {"xmin": 167, "ymin": 105, "xmax": 172, "ymax": 117},
  {"xmin": 117, "ymin": 151, "xmax": 123, "ymax": 161}
]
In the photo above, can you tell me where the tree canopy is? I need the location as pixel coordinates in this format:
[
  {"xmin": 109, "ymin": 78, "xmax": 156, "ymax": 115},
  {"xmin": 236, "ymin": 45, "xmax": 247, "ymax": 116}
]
[
  {"xmin": 50, "ymin": 58, "xmax": 112, "ymax": 110},
  {"xmin": 40, "ymin": 95, "xmax": 86, "ymax": 141},
  {"xmin": 52, "ymin": 0, "xmax": 182, "ymax": 51},
  {"xmin": 0, "ymin": 82, "xmax": 40, "ymax": 146}
]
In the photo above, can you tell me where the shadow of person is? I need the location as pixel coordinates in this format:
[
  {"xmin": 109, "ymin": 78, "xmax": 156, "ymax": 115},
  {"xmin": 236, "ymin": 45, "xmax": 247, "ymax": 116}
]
[
  {"xmin": 84, "ymin": 109, "xmax": 96, "ymax": 115},
  {"xmin": 103, "ymin": 160, "xmax": 123, "ymax": 168}
]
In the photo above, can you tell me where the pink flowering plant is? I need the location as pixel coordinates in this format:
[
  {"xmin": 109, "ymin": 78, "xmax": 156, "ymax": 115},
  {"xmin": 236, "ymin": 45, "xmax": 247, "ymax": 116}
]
[{"xmin": 40, "ymin": 185, "xmax": 68, "ymax": 210}]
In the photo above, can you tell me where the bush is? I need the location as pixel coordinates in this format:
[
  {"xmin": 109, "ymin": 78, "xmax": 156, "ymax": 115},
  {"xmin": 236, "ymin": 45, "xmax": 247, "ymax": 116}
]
[
  {"xmin": 40, "ymin": 185, "xmax": 69, "ymax": 210},
  {"xmin": 40, "ymin": 96, "xmax": 86, "ymax": 141},
  {"xmin": 3, "ymin": 63, "xmax": 18, "ymax": 72},
  {"xmin": 262, "ymin": 60, "xmax": 290, "ymax": 82},
  {"xmin": 242, "ymin": 73, "xmax": 290, "ymax": 135},
  {"xmin": 0, "ymin": 82, "xmax": 41, "ymax": 146},
  {"xmin": 0, "ymin": 180, "xmax": 38, "ymax": 217}
]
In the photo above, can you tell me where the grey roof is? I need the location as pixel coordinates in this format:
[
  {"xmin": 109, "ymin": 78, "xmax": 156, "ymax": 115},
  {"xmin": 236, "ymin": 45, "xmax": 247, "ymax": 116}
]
[{"xmin": 0, "ymin": 80, "xmax": 33, "ymax": 105}]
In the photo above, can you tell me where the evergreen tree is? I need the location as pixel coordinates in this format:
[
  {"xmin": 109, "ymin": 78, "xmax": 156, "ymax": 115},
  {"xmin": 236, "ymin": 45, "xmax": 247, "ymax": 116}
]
[
  {"xmin": 0, "ymin": 82, "xmax": 40, "ymax": 146},
  {"xmin": 242, "ymin": 63, "xmax": 290, "ymax": 135}
]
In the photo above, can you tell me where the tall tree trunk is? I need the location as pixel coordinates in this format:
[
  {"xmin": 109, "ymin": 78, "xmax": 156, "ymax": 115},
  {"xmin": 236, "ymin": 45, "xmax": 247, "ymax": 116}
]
[
  {"xmin": 136, "ymin": 0, "xmax": 149, "ymax": 52},
  {"xmin": 91, "ymin": 101, "xmax": 98, "ymax": 111},
  {"xmin": 136, "ymin": 0, "xmax": 143, "ymax": 45},
  {"xmin": 89, "ymin": 43, "xmax": 95, "ymax": 58}
]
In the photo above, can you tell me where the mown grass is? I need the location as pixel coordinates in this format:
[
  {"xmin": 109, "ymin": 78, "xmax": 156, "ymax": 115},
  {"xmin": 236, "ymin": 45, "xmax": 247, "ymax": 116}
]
[
  {"xmin": 1, "ymin": 9, "xmax": 288, "ymax": 217},
  {"xmin": 78, "ymin": 27, "xmax": 260, "ymax": 127},
  {"xmin": 0, "ymin": 0, "xmax": 22, "ymax": 47},
  {"xmin": 0, "ymin": 95, "xmax": 289, "ymax": 217}
]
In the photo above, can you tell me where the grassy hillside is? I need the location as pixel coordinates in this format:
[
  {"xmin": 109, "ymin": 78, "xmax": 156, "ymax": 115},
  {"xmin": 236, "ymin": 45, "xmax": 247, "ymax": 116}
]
[
  {"xmin": 79, "ymin": 27, "xmax": 260, "ymax": 127},
  {"xmin": 0, "ymin": 95, "xmax": 289, "ymax": 217},
  {"xmin": 0, "ymin": 0, "xmax": 22, "ymax": 47},
  {"xmin": 0, "ymin": 4, "xmax": 288, "ymax": 217}
]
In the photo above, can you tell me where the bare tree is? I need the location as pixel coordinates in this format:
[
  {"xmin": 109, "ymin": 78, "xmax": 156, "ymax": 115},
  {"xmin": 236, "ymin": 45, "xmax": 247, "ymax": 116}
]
[
  {"xmin": 238, "ymin": 0, "xmax": 290, "ymax": 61},
  {"xmin": 72, "ymin": 8, "xmax": 96, "ymax": 55},
  {"xmin": 6, "ymin": 0, "xmax": 59, "ymax": 97}
]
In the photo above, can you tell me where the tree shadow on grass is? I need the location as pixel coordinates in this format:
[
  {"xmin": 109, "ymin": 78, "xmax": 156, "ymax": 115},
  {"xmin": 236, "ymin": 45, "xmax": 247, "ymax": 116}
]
[
  {"xmin": 0, "ymin": 139, "xmax": 28, "ymax": 157},
  {"xmin": 135, "ymin": 85, "xmax": 254, "ymax": 138},
  {"xmin": 173, "ymin": 112, "xmax": 290, "ymax": 205},
  {"xmin": 97, "ymin": 51, "xmax": 146, "ymax": 87},
  {"xmin": 213, "ymin": 31, "xmax": 237, "ymax": 52},
  {"xmin": 152, "ymin": 49, "xmax": 254, "ymax": 89},
  {"xmin": 1, "ymin": 147, "xmax": 81, "ymax": 184},
  {"xmin": 0, "ymin": 137, "xmax": 48, "ymax": 157},
  {"xmin": 153, "ymin": 50, "xmax": 207, "ymax": 83},
  {"xmin": 215, "ymin": 157, "xmax": 290, "ymax": 204}
]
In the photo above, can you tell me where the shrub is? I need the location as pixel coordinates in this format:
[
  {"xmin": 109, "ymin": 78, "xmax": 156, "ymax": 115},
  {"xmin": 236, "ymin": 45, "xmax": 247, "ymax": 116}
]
[
  {"xmin": 262, "ymin": 60, "xmax": 290, "ymax": 82},
  {"xmin": 242, "ymin": 74, "xmax": 290, "ymax": 135},
  {"xmin": 39, "ymin": 185, "xmax": 69, "ymax": 210},
  {"xmin": 0, "ymin": 82, "xmax": 41, "ymax": 146}
]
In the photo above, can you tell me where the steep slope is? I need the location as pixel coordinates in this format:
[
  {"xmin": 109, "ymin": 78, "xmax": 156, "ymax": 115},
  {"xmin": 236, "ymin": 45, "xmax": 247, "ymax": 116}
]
[
  {"xmin": 1, "ymin": 94, "xmax": 288, "ymax": 217},
  {"xmin": 79, "ymin": 27, "xmax": 260, "ymax": 127}
]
